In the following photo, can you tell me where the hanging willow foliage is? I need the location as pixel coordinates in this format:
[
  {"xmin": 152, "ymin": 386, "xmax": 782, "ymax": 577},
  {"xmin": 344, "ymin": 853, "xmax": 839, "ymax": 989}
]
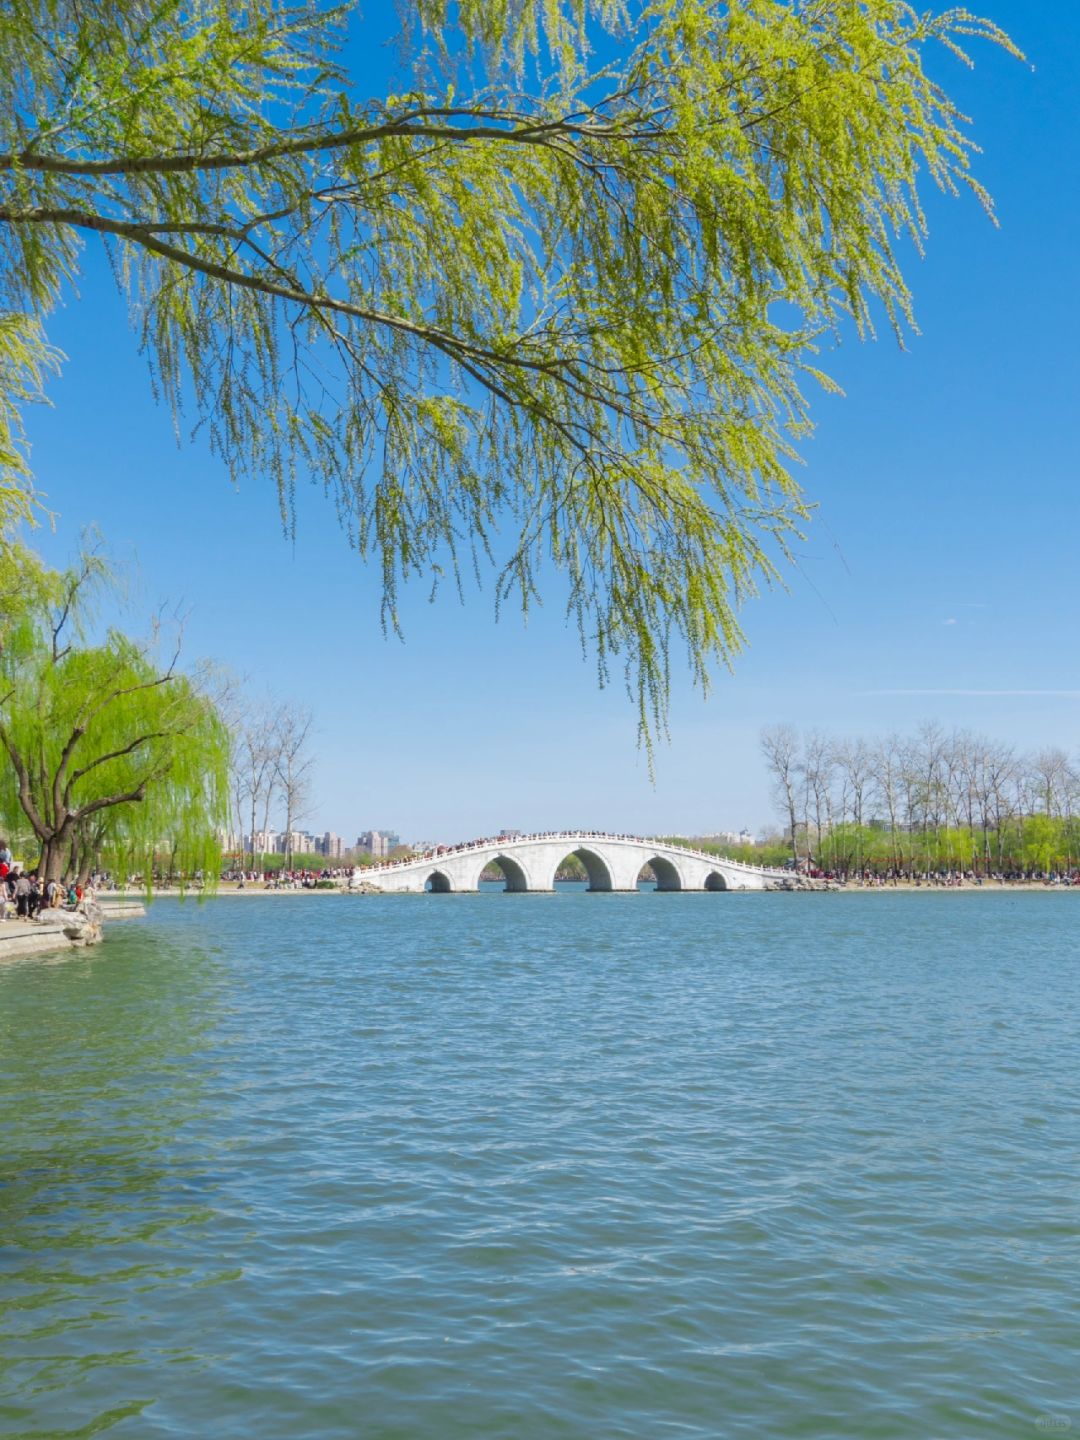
[
  {"xmin": 0, "ymin": 542, "xmax": 229, "ymax": 886},
  {"xmin": 0, "ymin": 314, "xmax": 58, "ymax": 534},
  {"xmin": 0, "ymin": 1, "xmax": 1020, "ymax": 744}
]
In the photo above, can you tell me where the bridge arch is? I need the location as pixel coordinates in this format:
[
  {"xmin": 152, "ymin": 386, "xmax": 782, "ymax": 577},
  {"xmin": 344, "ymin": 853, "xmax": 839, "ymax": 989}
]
[
  {"xmin": 425, "ymin": 869, "xmax": 452, "ymax": 893},
  {"xmin": 550, "ymin": 846, "xmax": 613, "ymax": 892},
  {"xmin": 705, "ymin": 871, "xmax": 728, "ymax": 892},
  {"xmin": 482, "ymin": 853, "xmax": 529, "ymax": 893},
  {"xmin": 638, "ymin": 854, "xmax": 683, "ymax": 891}
]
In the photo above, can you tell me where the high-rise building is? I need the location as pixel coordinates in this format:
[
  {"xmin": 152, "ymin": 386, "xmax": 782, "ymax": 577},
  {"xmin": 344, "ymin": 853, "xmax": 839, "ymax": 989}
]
[{"xmin": 702, "ymin": 829, "xmax": 756, "ymax": 847}]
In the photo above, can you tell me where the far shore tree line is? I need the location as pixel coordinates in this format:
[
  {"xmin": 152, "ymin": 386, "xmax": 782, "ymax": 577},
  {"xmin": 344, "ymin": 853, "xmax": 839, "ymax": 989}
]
[
  {"xmin": 0, "ymin": 535, "xmax": 230, "ymax": 887},
  {"xmin": 752, "ymin": 723, "xmax": 1080, "ymax": 879}
]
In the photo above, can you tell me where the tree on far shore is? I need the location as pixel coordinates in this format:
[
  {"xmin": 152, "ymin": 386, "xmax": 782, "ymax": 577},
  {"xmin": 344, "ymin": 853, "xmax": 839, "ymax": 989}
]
[
  {"xmin": 230, "ymin": 699, "xmax": 282, "ymax": 873},
  {"xmin": 0, "ymin": 541, "xmax": 228, "ymax": 885},
  {"xmin": 0, "ymin": 0, "xmax": 1020, "ymax": 744},
  {"xmin": 760, "ymin": 724, "xmax": 801, "ymax": 868},
  {"xmin": 274, "ymin": 704, "xmax": 315, "ymax": 871}
]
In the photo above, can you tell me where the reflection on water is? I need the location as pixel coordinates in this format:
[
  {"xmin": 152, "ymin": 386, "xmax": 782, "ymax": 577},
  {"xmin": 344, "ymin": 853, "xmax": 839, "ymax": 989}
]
[{"xmin": 2, "ymin": 893, "xmax": 1079, "ymax": 1438}]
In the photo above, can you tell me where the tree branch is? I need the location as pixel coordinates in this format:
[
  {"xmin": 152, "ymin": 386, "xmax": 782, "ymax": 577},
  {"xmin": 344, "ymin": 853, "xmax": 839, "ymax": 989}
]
[
  {"xmin": 0, "ymin": 109, "xmax": 630, "ymax": 179},
  {"xmin": 65, "ymin": 730, "xmax": 170, "ymax": 801},
  {"xmin": 0, "ymin": 724, "xmax": 49, "ymax": 840}
]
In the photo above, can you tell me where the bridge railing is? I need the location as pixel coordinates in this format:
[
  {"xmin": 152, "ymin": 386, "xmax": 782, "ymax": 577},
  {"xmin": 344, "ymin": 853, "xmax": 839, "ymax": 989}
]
[{"xmin": 352, "ymin": 831, "xmax": 790, "ymax": 879}]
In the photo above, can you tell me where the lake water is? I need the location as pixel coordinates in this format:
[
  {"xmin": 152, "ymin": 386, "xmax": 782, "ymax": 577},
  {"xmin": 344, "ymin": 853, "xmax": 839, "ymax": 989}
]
[{"xmin": 2, "ymin": 891, "xmax": 1078, "ymax": 1438}]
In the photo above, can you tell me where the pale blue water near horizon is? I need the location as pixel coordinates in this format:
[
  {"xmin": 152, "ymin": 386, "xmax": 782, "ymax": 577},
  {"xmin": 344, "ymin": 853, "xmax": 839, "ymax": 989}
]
[{"xmin": 2, "ymin": 891, "xmax": 1078, "ymax": 1438}]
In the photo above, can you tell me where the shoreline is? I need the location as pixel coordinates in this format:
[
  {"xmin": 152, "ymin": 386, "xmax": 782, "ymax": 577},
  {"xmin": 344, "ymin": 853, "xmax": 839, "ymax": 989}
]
[{"xmin": 0, "ymin": 900, "xmax": 146, "ymax": 963}]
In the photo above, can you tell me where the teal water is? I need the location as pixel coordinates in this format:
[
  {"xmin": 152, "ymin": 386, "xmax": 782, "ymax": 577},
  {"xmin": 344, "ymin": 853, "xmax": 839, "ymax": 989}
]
[{"xmin": 2, "ymin": 891, "xmax": 1078, "ymax": 1438}]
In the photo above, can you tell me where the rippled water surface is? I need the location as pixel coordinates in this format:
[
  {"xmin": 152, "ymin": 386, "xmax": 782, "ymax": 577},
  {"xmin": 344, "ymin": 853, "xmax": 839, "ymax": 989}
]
[{"xmin": 2, "ymin": 891, "xmax": 1079, "ymax": 1438}]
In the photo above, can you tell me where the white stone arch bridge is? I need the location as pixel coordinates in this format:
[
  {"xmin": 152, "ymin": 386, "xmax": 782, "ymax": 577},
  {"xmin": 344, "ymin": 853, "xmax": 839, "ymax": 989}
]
[{"xmin": 350, "ymin": 832, "xmax": 792, "ymax": 894}]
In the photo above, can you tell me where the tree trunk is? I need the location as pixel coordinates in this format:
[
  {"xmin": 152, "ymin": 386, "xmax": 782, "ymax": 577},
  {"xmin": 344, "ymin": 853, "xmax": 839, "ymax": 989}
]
[
  {"xmin": 787, "ymin": 796, "xmax": 798, "ymax": 868},
  {"xmin": 38, "ymin": 835, "xmax": 67, "ymax": 885}
]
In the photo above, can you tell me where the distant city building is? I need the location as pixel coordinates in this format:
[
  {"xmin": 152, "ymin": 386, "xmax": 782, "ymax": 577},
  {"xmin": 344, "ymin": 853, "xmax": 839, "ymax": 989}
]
[
  {"xmin": 702, "ymin": 829, "xmax": 756, "ymax": 848},
  {"xmin": 240, "ymin": 826, "xmax": 396, "ymax": 860},
  {"xmin": 238, "ymin": 828, "xmax": 348, "ymax": 859}
]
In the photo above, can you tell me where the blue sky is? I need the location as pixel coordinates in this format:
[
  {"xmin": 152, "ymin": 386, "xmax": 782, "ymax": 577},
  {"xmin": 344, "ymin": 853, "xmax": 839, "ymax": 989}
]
[{"xmin": 22, "ymin": 0, "xmax": 1080, "ymax": 843}]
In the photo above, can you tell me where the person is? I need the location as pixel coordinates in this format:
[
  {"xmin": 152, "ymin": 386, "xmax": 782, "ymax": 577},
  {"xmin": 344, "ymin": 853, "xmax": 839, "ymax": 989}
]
[
  {"xmin": 0, "ymin": 839, "xmax": 11, "ymax": 867},
  {"xmin": 14, "ymin": 870, "xmax": 31, "ymax": 918}
]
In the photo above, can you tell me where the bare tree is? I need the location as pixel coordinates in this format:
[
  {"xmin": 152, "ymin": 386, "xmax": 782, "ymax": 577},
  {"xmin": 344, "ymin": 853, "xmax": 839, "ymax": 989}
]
[
  {"xmin": 760, "ymin": 725, "xmax": 802, "ymax": 868},
  {"xmin": 836, "ymin": 737, "xmax": 872, "ymax": 875},
  {"xmin": 910, "ymin": 722, "xmax": 948, "ymax": 876},
  {"xmin": 803, "ymin": 729, "xmax": 835, "ymax": 871},
  {"xmin": 870, "ymin": 734, "xmax": 904, "ymax": 878},
  {"xmin": 274, "ymin": 705, "xmax": 315, "ymax": 870},
  {"xmin": 230, "ymin": 702, "xmax": 280, "ymax": 871},
  {"xmin": 1031, "ymin": 748, "xmax": 1070, "ymax": 818}
]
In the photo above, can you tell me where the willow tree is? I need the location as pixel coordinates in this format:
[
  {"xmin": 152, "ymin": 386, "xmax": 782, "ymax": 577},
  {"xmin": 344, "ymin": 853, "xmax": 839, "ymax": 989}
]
[
  {"xmin": 0, "ymin": 543, "xmax": 229, "ymax": 884},
  {"xmin": 0, "ymin": 314, "xmax": 57, "ymax": 535},
  {"xmin": 0, "ymin": 0, "xmax": 1018, "ymax": 740}
]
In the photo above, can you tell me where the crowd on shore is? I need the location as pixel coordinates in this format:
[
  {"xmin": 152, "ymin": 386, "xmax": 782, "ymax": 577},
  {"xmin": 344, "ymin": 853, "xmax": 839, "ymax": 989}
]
[
  {"xmin": 812, "ymin": 867, "xmax": 1080, "ymax": 888},
  {"xmin": 220, "ymin": 865, "xmax": 353, "ymax": 889},
  {"xmin": 0, "ymin": 839, "xmax": 97, "ymax": 921}
]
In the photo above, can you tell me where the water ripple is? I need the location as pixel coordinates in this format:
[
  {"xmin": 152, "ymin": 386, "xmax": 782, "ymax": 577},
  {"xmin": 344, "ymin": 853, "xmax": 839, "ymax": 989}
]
[{"xmin": 2, "ymin": 892, "xmax": 1079, "ymax": 1437}]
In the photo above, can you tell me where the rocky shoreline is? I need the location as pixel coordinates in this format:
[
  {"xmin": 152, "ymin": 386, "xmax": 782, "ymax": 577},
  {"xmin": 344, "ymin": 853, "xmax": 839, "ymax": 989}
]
[{"xmin": 0, "ymin": 899, "xmax": 145, "ymax": 962}]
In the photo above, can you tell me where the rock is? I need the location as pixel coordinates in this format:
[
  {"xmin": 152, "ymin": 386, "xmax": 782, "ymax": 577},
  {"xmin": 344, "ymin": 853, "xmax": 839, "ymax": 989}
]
[{"xmin": 60, "ymin": 904, "xmax": 104, "ymax": 946}]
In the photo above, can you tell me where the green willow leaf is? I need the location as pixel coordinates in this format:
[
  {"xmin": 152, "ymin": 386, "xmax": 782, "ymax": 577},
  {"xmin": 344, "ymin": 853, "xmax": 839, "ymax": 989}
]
[{"xmin": 0, "ymin": 1, "xmax": 1020, "ymax": 748}]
